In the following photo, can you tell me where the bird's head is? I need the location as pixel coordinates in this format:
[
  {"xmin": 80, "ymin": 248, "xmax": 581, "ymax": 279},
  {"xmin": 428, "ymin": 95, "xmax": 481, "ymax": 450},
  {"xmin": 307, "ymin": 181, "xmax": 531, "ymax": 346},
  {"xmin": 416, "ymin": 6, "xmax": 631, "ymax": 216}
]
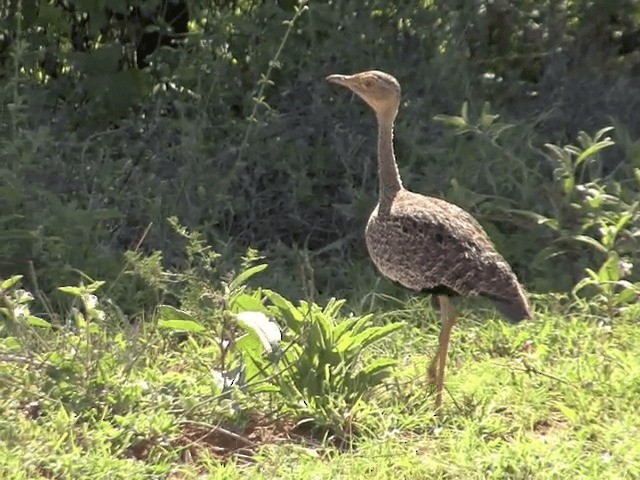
[{"xmin": 326, "ymin": 70, "xmax": 401, "ymax": 121}]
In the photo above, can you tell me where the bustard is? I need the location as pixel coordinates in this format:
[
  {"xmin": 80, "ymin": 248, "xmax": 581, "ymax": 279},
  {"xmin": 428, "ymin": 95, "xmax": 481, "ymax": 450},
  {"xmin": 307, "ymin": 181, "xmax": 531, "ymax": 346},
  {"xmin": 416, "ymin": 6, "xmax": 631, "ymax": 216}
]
[{"xmin": 326, "ymin": 70, "xmax": 533, "ymax": 408}]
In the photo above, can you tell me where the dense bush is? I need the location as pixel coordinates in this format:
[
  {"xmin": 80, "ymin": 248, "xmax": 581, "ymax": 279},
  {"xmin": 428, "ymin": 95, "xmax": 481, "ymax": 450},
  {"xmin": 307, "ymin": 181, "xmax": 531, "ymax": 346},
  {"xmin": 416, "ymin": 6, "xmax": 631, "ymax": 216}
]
[{"xmin": 1, "ymin": 0, "xmax": 639, "ymax": 308}]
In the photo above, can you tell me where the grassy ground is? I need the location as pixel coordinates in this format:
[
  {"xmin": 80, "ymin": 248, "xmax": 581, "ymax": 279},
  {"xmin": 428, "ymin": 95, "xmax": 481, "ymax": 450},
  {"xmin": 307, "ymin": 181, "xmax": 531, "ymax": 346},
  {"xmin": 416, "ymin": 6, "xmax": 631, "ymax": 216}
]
[{"xmin": 2, "ymin": 296, "xmax": 639, "ymax": 479}]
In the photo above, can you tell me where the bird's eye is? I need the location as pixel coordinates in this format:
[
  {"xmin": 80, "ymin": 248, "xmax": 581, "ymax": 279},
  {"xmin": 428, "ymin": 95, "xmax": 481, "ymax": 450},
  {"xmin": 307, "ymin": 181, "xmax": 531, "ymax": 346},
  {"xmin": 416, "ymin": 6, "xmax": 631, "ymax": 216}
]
[{"xmin": 363, "ymin": 78, "xmax": 374, "ymax": 89}]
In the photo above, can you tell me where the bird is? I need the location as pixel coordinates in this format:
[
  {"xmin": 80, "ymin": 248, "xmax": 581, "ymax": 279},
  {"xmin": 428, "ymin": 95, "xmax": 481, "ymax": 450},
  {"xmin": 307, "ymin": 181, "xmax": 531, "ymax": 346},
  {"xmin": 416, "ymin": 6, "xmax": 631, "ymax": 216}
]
[{"xmin": 326, "ymin": 70, "xmax": 533, "ymax": 408}]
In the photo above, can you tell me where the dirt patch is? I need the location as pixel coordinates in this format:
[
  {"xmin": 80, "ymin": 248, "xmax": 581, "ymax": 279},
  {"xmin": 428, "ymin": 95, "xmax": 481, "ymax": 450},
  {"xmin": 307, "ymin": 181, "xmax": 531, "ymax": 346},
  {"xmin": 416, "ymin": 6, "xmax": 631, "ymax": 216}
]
[
  {"xmin": 173, "ymin": 414, "xmax": 320, "ymax": 462},
  {"xmin": 532, "ymin": 417, "xmax": 568, "ymax": 440}
]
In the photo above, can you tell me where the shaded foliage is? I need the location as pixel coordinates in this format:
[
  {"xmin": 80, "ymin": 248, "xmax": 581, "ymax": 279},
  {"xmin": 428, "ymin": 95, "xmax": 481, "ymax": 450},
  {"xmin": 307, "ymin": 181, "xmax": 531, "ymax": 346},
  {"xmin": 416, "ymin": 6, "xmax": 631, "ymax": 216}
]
[{"xmin": 0, "ymin": 0, "xmax": 639, "ymax": 308}]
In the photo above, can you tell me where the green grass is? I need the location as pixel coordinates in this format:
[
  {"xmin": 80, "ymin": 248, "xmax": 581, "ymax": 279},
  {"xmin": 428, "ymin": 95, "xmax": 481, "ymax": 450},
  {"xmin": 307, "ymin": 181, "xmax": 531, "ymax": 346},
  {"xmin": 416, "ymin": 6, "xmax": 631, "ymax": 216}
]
[{"xmin": 2, "ymin": 296, "xmax": 639, "ymax": 479}]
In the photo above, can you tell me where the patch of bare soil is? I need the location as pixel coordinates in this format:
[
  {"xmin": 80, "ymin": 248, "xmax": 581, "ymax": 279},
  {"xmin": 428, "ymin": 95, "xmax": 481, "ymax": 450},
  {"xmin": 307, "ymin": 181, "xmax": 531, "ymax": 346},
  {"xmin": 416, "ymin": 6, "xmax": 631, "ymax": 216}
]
[
  {"xmin": 129, "ymin": 414, "xmax": 321, "ymax": 463},
  {"xmin": 176, "ymin": 414, "xmax": 321, "ymax": 462},
  {"xmin": 532, "ymin": 417, "xmax": 568, "ymax": 440}
]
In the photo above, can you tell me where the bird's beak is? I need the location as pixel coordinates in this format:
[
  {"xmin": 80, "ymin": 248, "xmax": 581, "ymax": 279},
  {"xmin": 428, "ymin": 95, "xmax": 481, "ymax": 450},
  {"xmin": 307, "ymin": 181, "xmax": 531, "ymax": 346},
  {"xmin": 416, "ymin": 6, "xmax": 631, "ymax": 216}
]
[{"xmin": 326, "ymin": 74, "xmax": 351, "ymax": 87}]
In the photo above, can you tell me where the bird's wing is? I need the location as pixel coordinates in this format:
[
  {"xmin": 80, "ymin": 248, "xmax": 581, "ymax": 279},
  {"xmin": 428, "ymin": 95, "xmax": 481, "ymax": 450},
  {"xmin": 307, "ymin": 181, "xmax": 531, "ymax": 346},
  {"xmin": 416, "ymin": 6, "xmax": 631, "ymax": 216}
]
[{"xmin": 367, "ymin": 191, "xmax": 531, "ymax": 321}]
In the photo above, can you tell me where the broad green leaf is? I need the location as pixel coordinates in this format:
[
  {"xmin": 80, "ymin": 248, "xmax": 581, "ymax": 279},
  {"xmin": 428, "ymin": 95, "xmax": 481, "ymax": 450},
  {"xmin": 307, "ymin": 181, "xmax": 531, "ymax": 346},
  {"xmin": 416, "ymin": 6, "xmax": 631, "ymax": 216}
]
[
  {"xmin": 235, "ymin": 332, "xmax": 265, "ymax": 357},
  {"xmin": 229, "ymin": 264, "xmax": 267, "ymax": 291},
  {"xmin": 598, "ymin": 252, "xmax": 620, "ymax": 283},
  {"xmin": 157, "ymin": 305, "xmax": 197, "ymax": 322},
  {"xmin": 556, "ymin": 402, "xmax": 580, "ymax": 424},
  {"xmin": 322, "ymin": 297, "xmax": 346, "ymax": 318},
  {"xmin": 594, "ymin": 126, "xmax": 615, "ymax": 142},
  {"xmin": 479, "ymin": 102, "xmax": 499, "ymax": 129},
  {"xmin": 3, "ymin": 337, "xmax": 20, "ymax": 349},
  {"xmin": 614, "ymin": 285, "xmax": 639, "ymax": 305},
  {"xmin": 333, "ymin": 316, "xmax": 361, "ymax": 340},
  {"xmin": 433, "ymin": 114, "xmax": 468, "ymax": 129},
  {"xmin": 58, "ymin": 286, "xmax": 83, "ymax": 297},
  {"xmin": 503, "ymin": 209, "xmax": 559, "ymax": 229},
  {"xmin": 236, "ymin": 333, "xmax": 270, "ymax": 383},
  {"xmin": 613, "ymin": 212, "xmax": 633, "ymax": 235},
  {"xmin": 264, "ymin": 290, "xmax": 304, "ymax": 324},
  {"xmin": 230, "ymin": 292, "xmax": 268, "ymax": 313},
  {"xmin": 575, "ymin": 139, "xmax": 615, "ymax": 166},
  {"xmin": 26, "ymin": 316, "xmax": 51, "ymax": 328},
  {"xmin": 86, "ymin": 281, "xmax": 106, "ymax": 293},
  {"xmin": 350, "ymin": 314, "xmax": 375, "ymax": 336},
  {"xmin": 461, "ymin": 101, "xmax": 469, "ymax": 122},
  {"xmin": 572, "ymin": 277, "xmax": 596, "ymax": 296},
  {"xmin": 158, "ymin": 319, "xmax": 205, "ymax": 333},
  {"xmin": 585, "ymin": 268, "xmax": 599, "ymax": 280},
  {"xmin": 563, "ymin": 176, "xmax": 575, "ymax": 195},
  {"xmin": 570, "ymin": 235, "xmax": 607, "ymax": 253},
  {"xmin": 1, "ymin": 275, "xmax": 22, "ymax": 291},
  {"xmin": 351, "ymin": 322, "xmax": 404, "ymax": 349},
  {"xmin": 361, "ymin": 357, "xmax": 397, "ymax": 376}
]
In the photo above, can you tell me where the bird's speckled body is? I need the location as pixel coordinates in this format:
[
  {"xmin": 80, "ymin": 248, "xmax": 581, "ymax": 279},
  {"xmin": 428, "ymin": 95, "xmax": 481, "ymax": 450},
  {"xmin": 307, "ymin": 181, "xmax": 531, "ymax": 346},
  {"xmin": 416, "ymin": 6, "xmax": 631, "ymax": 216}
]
[
  {"xmin": 326, "ymin": 69, "xmax": 532, "ymax": 408},
  {"xmin": 366, "ymin": 189, "xmax": 531, "ymax": 322}
]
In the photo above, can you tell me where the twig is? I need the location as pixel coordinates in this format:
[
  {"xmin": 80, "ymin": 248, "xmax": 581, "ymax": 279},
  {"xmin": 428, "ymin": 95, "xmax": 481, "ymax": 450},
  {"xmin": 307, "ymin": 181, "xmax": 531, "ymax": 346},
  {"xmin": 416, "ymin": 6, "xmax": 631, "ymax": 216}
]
[
  {"xmin": 235, "ymin": 3, "xmax": 309, "ymax": 166},
  {"xmin": 180, "ymin": 420, "xmax": 257, "ymax": 447}
]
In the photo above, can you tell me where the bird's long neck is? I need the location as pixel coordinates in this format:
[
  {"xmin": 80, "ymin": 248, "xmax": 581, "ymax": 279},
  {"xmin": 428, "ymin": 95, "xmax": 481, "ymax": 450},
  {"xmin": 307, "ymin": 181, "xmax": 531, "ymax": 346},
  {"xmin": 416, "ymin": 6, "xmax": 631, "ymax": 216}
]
[{"xmin": 376, "ymin": 112, "xmax": 403, "ymax": 207}]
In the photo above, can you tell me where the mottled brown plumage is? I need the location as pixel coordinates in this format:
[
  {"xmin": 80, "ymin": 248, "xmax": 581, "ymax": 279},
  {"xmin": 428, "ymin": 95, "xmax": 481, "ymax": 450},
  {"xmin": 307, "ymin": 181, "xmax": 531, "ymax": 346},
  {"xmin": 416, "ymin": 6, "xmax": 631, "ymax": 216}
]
[
  {"xmin": 327, "ymin": 70, "xmax": 532, "ymax": 408},
  {"xmin": 367, "ymin": 191, "xmax": 531, "ymax": 322}
]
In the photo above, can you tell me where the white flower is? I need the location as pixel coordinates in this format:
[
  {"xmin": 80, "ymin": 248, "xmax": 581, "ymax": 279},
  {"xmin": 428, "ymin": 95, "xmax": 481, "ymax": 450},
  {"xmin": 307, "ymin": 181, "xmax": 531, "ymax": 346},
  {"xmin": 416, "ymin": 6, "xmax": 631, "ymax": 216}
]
[{"xmin": 237, "ymin": 311, "xmax": 282, "ymax": 353}]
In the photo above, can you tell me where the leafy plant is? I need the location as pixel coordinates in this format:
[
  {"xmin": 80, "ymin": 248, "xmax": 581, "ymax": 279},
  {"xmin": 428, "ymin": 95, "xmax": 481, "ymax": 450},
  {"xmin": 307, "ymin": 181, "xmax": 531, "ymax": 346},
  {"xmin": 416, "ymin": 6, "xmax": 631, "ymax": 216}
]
[
  {"xmin": 257, "ymin": 291, "xmax": 403, "ymax": 434},
  {"xmin": 542, "ymin": 128, "xmax": 640, "ymax": 317},
  {"xmin": 0, "ymin": 275, "xmax": 50, "ymax": 332}
]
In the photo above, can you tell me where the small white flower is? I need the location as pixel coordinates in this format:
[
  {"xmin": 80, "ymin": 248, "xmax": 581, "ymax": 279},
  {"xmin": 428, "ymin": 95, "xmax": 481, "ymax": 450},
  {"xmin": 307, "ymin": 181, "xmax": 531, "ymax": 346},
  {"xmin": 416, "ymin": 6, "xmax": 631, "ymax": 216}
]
[
  {"xmin": 14, "ymin": 305, "xmax": 29, "ymax": 320},
  {"xmin": 84, "ymin": 294, "xmax": 99, "ymax": 310},
  {"xmin": 237, "ymin": 311, "xmax": 282, "ymax": 353}
]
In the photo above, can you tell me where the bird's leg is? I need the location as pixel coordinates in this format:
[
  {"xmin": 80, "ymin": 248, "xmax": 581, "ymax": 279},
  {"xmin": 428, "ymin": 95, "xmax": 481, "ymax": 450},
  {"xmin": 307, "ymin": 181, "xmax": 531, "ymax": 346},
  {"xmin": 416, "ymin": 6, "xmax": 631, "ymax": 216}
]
[
  {"xmin": 427, "ymin": 297, "xmax": 449, "ymax": 385},
  {"xmin": 432, "ymin": 295, "xmax": 456, "ymax": 409}
]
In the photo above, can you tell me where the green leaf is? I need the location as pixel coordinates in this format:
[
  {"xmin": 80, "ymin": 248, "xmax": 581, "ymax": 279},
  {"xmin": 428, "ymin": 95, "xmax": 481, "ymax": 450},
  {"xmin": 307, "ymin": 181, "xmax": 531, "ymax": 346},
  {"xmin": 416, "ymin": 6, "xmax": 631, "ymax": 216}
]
[
  {"xmin": 264, "ymin": 290, "xmax": 304, "ymax": 324},
  {"xmin": 544, "ymin": 143, "xmax": 570, "ymax": 164},
  {"xmin": 361, "ymin": 358, "xmax": 397, "ymax": 376},
  {"xmin": 58, "ymin": 286, "xmax": 84, "ymax": 297},
  {"xmin": 594, "ymin": 126, "xmax": 615, "ymax": 142},
  {"xmin": 333, "ymin": 316, "xmax": 361, "ymax": 340},
  {"xmin": 236, "ymin": 333, "xmax": 270, "ymax": 382},
  {"xmin": 229, "ymin": 264, "xmax": 267, "ymax": 291},
  {"xmin": 230, "ymin": 293, "xmax": 268, "ymax": 313},
  {"xmin": 613, "ymin": 212, "xmax": 633, "ymax": 236},
  {"xmin": 598, "ymin": 252, "xmax": 620, "ymax": 283},
  {"xmin": 26, "ymin": 316, "xmax": 52, "ymax": 328},
  {"xmin": 158, "ymin": 319, "xmax": 206, "ymax": 333},
  {"xmin": 322, "ymin": 297, "xmax": 346, "ymax": 318},
  {"xmin": 614, "ymin": 285, "xmax": 639, "ymax": 305},
  {"xmin": 563, "ymin": 176, "xmax": 575, "ymax": 195},
  {"xmin": 236, "ymin": 332, "xmax": 265, "ymax": 357},
  {"xmin": 479, "ymin": 101, "xmax": 499, "ymax": 129},
  {"xmin": 86, "ymin": 281, "xmax": 105, "ymax": 293},
  {"xmin": 503, "ymin": 209, "xmax": 559, "ymax": 229},
  {"xmin": 433, "ymin": 114, "xmax": 468, "ymax": 130},
  {"xmin": 570, "ymin": 235, "xmax": 607, "ymax": 253},
  {"xmin": 572, "ymin": 277, "xmax": 596, "ymax": 296},
  {"xmin": 575, "ymin": 139, "xmax": 615, "ymax": 166},
  {"xmin": 461, "ymin": 101, "xmax": 469, "ymax": 122},
  {"xmin": 157, "ymin": 305, "xmax": 197, "ymax": 322},
  {"xmin": 351, "ymin": 322, "xmax": 404, "ymax": 350},
  {"xmin": 556, "ymin": 402, "xmax": 580, "ymax": 424},
  {"xmin": 1, "ymin": 275, "xmax": 23, "ymax": 291}
]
